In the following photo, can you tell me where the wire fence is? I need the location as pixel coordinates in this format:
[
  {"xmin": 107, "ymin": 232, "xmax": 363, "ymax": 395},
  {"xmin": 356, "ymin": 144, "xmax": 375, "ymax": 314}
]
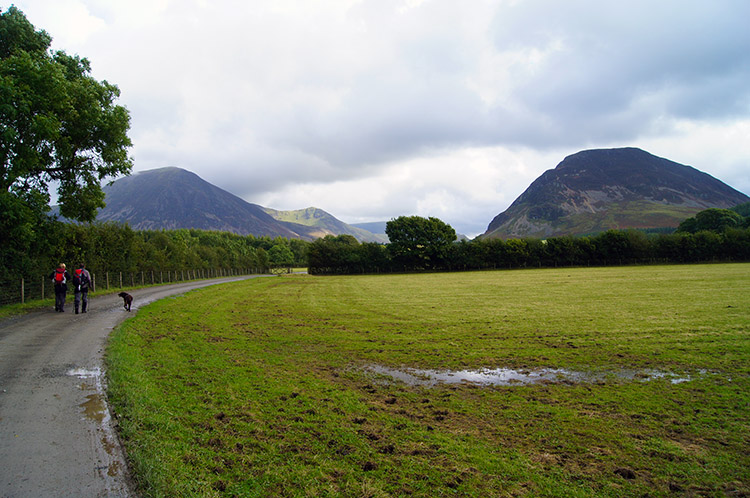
[{"xmin": 0, "ymin": 267, "xmax": 265, "ymax": 307}]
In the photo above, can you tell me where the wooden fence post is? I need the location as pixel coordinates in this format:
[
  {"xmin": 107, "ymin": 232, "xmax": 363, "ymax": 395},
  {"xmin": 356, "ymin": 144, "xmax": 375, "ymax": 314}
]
[{"xmin": 21, "ymin": 278, "xmax": 24, "ymax": 304}]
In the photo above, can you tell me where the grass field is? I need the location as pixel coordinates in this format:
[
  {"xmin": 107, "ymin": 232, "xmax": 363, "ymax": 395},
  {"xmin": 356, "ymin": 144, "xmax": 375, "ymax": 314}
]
[{"xmin": 106, "ymin": 264, "xmax": 750, "ymax": 497}]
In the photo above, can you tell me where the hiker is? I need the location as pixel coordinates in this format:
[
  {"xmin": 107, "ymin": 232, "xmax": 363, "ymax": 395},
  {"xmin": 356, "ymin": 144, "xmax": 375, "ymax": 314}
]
[
  {"xmin": 72, "ymin": 263, "xmax": 93, "ymax": 314},
  {"xmin": 49, "ymin": 263, "xmax": 71, "ymax": 312}
]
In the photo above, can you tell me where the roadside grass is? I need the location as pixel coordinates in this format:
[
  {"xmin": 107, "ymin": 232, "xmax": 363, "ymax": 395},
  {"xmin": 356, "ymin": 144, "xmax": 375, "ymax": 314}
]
[{"xmin": 106, "ymin": 264, "xmax": 750, "ymax": 497}]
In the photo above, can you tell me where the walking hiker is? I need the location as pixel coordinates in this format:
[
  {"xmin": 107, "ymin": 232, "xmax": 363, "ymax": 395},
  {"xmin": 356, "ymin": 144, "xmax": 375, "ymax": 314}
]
[
  {"xmin": 49, "ymin": 263, "xmax": 71, "ymax": 312},
  {"xmin": 72, "ymin": 263, "xmax": 93, "ymax": 314}
]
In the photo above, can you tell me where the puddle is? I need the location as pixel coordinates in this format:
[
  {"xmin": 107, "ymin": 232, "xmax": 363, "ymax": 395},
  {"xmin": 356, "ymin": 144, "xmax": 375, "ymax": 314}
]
[
  {"xmin": 68, "ymin": 367, "xmax": 111, "ymax": 423},
  {"xmin": 80, "ymin": 393, "xmax": 107, "ymax": 423},
  {"xmin": 365, "ymin": 365, "xmax": 697, "ymax": 387},
  {"xmin": 66, "ymin": 366, "xmax": 130, "ymax": 491}
]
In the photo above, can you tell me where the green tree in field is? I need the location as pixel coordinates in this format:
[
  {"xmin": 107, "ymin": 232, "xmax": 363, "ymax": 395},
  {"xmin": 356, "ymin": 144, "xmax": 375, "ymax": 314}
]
[
  {"xmin": 677, "ymin": 208, "xmax": 743, "ymax": 234},
  {"xmin": 307, "ymin": 234, "xmax": 361, "ymax": 274},
  {"xmin": 268, "ymin": 243, "xmax": 295, "ymax": 267},
  {"xmin": 1, "ymin": 6, "xmax": 132, "ymax": 223},
  {"xmin": 386, "ymin": 215, "xmax": 456, "ymax": 270}
]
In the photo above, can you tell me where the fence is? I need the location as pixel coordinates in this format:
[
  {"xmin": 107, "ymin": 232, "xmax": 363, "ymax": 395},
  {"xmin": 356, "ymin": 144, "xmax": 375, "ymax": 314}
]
[{"xmin": 0, "ymin": 267, "xmax": 263, "ymax": 307}]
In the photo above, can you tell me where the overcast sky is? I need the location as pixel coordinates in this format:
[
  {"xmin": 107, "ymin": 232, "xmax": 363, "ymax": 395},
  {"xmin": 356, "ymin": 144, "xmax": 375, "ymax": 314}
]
[{"xmin": 9, "ymin": 0, "xmax": 750, "ymax": 236}]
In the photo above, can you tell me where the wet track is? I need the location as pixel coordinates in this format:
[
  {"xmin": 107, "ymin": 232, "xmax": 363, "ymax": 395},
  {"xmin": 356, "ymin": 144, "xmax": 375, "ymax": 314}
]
[{"xmin": 0, "ymin": 276, "xmax": 266, "ymax": 497}]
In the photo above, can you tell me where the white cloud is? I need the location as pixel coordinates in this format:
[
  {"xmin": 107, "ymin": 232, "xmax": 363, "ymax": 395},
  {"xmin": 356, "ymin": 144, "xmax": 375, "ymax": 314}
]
[
  {"xmin": 255, "ymin": 145, "xmax": 564, "ymax": 236},
  {"xmin": 12, "ymin": 0, "xmax": 106, "ymax": 47},
  {"xmin": 639, "ymin": 119, "xmax": 750, "ymax": 194}
]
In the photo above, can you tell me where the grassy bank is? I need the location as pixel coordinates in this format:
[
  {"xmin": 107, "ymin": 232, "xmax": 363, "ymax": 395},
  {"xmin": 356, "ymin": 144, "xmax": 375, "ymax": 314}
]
[{"xmin": 106, "ymin": 264, "xmax": 750, "ymax": 497}]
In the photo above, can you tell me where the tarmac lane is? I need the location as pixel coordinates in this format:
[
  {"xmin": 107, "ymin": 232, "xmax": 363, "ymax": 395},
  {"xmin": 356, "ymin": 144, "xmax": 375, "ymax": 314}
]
[{"xmin": 0, "ymin": 275, "xmax": 267, "ymax": 497}]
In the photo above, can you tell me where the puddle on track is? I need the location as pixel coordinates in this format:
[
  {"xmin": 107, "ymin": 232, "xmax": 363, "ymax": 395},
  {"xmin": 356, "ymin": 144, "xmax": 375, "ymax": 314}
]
[
  {"xmin": 66, "ymin": 365, "xmax": 129, "ymax": 485},
  {"xmin": 80, "ymin": 393, "xmax": 107, "ymax": 423},
  {"xmin": 365, "ymin": 365, "xmax": 699, "ymax": 387}
]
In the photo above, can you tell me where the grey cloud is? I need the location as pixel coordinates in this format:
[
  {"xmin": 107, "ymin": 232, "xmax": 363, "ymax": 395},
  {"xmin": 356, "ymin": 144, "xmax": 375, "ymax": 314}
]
[
  {"xmin": 251, "ymin": 1, "xmax": 750, "ymax": 170},
  {"xmin": 485, "ymin": 1, "xmax": 750, "ymax": 145}
]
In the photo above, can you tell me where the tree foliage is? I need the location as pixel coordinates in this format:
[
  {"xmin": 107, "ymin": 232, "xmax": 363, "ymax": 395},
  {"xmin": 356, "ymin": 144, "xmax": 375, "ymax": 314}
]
[
  {"xmin": 677, "ymin": 208, "xmax": 744, "ymax": 234},
  {"xmin": 730, "ymin": 202, "xmax": 750, "ymax": 217},
  {"xmin": 0, "ymin": 6, "xmax": 132, "ymax": 223},
  {"xmin": 386, "ymin": 216, "xmax": 456, "ymax": 270}
]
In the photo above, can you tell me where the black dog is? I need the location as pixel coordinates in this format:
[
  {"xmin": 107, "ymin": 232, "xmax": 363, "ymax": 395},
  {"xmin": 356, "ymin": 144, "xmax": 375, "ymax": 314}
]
[{"xmin": 118, "ymin": 292, "xmax": 133, "ymax": 311}]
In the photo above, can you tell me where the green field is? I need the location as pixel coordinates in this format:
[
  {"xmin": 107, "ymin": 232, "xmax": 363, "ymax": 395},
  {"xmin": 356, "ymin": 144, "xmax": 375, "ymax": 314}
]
[{"xmin": 106, "ymin": 264, "xmax": 750, "ymax": 497}]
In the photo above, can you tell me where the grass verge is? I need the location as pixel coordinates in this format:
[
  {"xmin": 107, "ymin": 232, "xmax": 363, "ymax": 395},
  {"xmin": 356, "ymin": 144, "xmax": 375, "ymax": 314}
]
[{"xmin": 106, "ymin": 264, "xmax": 750, "ymax": 497}]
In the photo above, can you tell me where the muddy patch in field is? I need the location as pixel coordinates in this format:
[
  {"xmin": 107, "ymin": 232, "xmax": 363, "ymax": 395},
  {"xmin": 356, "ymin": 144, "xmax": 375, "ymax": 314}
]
[{"xmin": 364, "ymin": 365, "xmax": 699, "ymax": 387}]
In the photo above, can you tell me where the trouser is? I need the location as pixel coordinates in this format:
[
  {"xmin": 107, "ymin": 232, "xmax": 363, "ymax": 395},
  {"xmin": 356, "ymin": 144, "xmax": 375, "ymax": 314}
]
[
  {"xmin": 55, "ymin": 288, "xmax": 66, "ymax": 312},
  {"xmin": 74, "ymin": 289, "xmax": 89, "ymax": 313}
]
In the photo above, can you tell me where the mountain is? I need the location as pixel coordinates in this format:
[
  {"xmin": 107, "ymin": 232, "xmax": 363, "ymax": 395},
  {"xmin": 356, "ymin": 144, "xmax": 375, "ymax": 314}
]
[
  {"xmin": 96, "ymin": 167, "xmax": 318, "ymax": 239},
  {"xmin": 93, "ymin": 167, "xmax": 388, "ymax": 242},
  {"xmin": 483, "ymin": 147, "xmax": 750, "ymax": 239},
  {"xmin": 263, "ymin": 207, "xmax": 388, "ymax": 243}
]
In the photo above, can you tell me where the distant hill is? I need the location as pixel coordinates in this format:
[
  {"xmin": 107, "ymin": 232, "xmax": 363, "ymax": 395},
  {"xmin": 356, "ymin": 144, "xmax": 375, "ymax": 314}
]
[
  {"xmin": 263, "ymin": 207, "xmax": 388, "ymax": 243},
  {"xmin": 90, "ymin": 167, "xmax": 388, "ymax": 242},
  {"xmin": 482, "ymin": 148, "xmax": 750, "ymax": 239},
  {"xmin": 95, "ymin": 167, "xmax": 320, "ymax": 239}
]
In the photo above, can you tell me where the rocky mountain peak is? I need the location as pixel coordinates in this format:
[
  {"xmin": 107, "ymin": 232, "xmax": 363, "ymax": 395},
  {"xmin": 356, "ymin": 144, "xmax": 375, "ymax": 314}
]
[{"xmin": 483, "ymin": 148, "xmax": 749, "ymax": 239}]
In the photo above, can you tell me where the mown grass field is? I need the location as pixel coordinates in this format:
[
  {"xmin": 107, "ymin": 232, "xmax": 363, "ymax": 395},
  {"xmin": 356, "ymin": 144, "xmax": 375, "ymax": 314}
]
[{"xmin": 106, "ymin": 264, "xmax": 750, "ymax": 497}]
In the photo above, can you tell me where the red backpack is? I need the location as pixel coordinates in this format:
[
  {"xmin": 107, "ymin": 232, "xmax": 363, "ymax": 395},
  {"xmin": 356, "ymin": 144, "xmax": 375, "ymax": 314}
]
[{"xmin": 54, "ymin": 270, "xmax": 66, "ymax": 284}]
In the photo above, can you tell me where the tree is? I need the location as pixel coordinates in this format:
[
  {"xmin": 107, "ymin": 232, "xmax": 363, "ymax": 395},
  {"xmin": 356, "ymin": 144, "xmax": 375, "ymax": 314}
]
[
  {"xmin": 268, "ymin": 243, "xmax": 295, "ymax": 267},
  {"xmin": 386, "ymin": 216, "xmax": 456, "ymax": 270},
  {"xmin": 730, "ymin": 202, "xmax": 750, "ymax": 218},
  {"xmin": 307, "ymin": 234, "xmax": 361, "ymax": 274},
  {"xmin": 1, "ymin": 6, "xmax": 132, "ymax": 223},
  {"xmin": 677, "ymin": 208, "xmax": 743, "ymax": 234}
]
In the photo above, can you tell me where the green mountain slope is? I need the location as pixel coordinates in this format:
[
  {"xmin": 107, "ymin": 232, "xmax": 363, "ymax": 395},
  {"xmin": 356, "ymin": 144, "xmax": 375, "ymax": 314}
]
[{"xmin": 263, "ymin": 207, "xmax": 388, "ymax": 243}]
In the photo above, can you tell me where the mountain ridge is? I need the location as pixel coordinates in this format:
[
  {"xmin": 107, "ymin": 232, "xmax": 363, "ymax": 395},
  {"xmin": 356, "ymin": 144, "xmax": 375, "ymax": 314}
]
[
  {"xmin": 263, "ymin": 207, "xmax": 388, "ymax": 243},
  {"xmin": 95, "ymin": 167, "xmax": 380, "ymax": 241},
  {"xmin": 483, "ymin": 148, "xmax": 749, "ymax": 239}
]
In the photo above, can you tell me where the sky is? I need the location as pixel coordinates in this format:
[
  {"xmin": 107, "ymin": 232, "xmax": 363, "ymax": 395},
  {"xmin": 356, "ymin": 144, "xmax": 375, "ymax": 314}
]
[{"xmin": 8, "ymin": 0, "xmax": 750, "ymax": 237}]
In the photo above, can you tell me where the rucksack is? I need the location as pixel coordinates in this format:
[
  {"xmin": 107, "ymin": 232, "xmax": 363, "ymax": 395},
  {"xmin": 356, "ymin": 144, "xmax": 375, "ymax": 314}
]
[
  {"xmin": 54, "ymin": 270, "xmax": 66, "ymax": 285},
  {"xmin": 74, "ymin": 268, "xmax": 89, "ymax": 289}
]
